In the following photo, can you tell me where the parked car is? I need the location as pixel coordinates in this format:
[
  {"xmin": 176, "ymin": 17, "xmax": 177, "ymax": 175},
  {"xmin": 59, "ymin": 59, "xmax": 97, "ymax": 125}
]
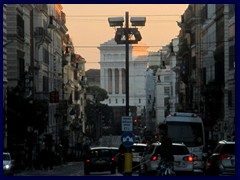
[
  {"xmin": 3, "ymin": 152, "xmax": 14, "ymax": 176},
  {"xmin": 139, "ymin": 142, "xmax": 194, "ymax": 176},
  {"xmin": 205, "ymin": 140, "xmax": 235, "ymax": 176},
  {"xmin": 83, "ymin": 147, "xmax": 117, "ymax": 175}
]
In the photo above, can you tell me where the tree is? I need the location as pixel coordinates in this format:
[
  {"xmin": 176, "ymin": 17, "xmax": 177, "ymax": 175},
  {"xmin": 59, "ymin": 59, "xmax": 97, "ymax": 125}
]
[
  {"xmin": 86, "ymin": 86, "xmax": 108, "ymax": 103},
  {"xmin": 85, "ymin": 86, "xmax": 112, "ymax": 138}
]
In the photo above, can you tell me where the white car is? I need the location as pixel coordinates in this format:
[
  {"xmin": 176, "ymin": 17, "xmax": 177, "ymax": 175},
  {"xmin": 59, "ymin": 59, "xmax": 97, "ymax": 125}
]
[
  {"xmin": 3, "ymin": 152, "xmax": 14, "ymax": 176},
  {"xmin": 139, "ymin": 142, "xmax": 194, "ymax": 176}
]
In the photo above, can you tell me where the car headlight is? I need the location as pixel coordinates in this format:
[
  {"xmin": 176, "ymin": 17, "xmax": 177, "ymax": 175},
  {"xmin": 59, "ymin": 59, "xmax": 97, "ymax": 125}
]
[{"xmin": 4, "ymin": 164, "xmax": 10, "ymax": 169}]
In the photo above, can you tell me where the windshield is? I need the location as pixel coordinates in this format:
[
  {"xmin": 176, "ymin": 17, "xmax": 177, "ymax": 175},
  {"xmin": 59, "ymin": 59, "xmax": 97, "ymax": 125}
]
[
  {"xmin": 166, "ymin": 122, "xmax": 204, "ymax": 147},
  {"xmin": 3, "ymin": 154, "xmax": 11, "ymax": 161}
]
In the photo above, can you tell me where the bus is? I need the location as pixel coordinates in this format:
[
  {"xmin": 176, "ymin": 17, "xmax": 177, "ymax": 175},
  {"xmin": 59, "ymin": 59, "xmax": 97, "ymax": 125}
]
[{"xmin": 164, "ymin": 112, "xmax": 206, "ymax": 174}]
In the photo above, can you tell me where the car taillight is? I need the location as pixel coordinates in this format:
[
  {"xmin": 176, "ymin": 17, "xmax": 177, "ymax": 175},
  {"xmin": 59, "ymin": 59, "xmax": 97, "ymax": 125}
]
[
  {"xmin": 151, "ymin": 155, "xmax": 158, "ymax": 161},
  {"xmin": 86, "ymin": 159, "xmax": 90, "ymax": 163},
  {"xmin": 187, "ymin": 156, "xmax": 193, "ymax": 162},
  {"xmin": 111, "ymin": 157, "xmax": 115, "ymax": 161},
  {"xmin": 183, "ymin": 156, "xmax": 193, "ymax": 162}
]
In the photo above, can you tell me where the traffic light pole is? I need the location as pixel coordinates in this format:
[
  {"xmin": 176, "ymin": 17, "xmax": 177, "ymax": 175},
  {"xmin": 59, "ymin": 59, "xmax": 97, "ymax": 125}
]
[
  {"xmin": 125, "ymin": 11, "xmax": 129, "ymax": 117},
  {"xmin": 123, "ymin": 12, "xmax": 133, "ymax": 176}
]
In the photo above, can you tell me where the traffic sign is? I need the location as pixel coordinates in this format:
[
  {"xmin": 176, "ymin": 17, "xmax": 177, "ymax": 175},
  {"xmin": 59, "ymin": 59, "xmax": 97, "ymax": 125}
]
[
  {"xmin": 121, "ymin": 131, "xmax": 135, "ymax": 147},
  {"xmin": 121, "ymin": 116, "xmax": 133, "ymax": 131}
]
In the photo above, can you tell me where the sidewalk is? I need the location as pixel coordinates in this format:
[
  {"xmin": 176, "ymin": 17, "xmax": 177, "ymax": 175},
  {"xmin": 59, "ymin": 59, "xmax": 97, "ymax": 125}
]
[{"xmin": 14, "ymin": 161, "xmax": 83, "ymax": 176}]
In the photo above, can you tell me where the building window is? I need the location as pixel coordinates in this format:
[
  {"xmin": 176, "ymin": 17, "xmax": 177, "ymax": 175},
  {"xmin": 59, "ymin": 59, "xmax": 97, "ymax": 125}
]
[
  {"xmin": 116, "ymin": 99, "xmax": 118, "ymax": 104},
  {"xmin": 229, "ymin": 44, "xmax": 235, "ymax": 70},
  {"xmin": 164, "ymin": 76, "xmax": 170, "ymax": 82},
  {"xmin": 139, "ymin": 99, "xmax": 141, "ymax": 104},
  {"xmin": 108, "ymin": 69, "xmax": 112, "ymax": 94},
  {"xmin": 122, "ymin": 99, "xmax": 125, "ymax": 104},
  {"xmin": 43, "ymin": 48, "xmax": 49, "ymax": 64},
  {"xmin": 43, "ymin": 76, "xmax": 49, "ymax": 93},
  {"xmin": 229, "ymin": 4, "xmax": 235, "ymax": 19},
  {"xmin": 17, "ymin": 15, "xmax": 24, "ymax": 38},
  {"xmin": 109, "ymin": 98, "xmax": 111, "ymax": 104},
  {"xmin": 115, "ymin": 69, "xmax": 119, "ymax": 94},
  {"xmin": 164, "ymin": 87, "xmax": 170, "ymax": 96},
  {"xmin": 228, "ymin": 90, "xmax": 232, "ymax": 107}
]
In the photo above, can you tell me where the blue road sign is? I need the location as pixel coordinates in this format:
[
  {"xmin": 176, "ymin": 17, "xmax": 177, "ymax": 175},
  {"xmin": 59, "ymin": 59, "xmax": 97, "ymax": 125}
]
[{"xmin": 121, "ymin": 131, "xmax": 135, "ymax": 147}]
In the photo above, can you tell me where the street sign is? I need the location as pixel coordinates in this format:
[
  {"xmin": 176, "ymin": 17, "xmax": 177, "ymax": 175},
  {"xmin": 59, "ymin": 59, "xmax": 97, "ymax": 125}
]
[
  {"xmin": 121, "ymin": 131, "xmax": 135, "ymax": 147},
  {"xmin": 121, "ymin": 116, "xmax": 133, "ymax": 132}
]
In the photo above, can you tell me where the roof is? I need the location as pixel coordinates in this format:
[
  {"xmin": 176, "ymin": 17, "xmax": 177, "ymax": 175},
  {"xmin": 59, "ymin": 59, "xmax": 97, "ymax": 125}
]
[
  {"xmin": 219, "ymin": 140, "xmax": 235, "ymax": 145},
  {"xmin": 151, "ymin": 142, "xmax": 187, "ymax": 147},
  {"xmin": 133, "ymin": 143, "xmax": 147, "ymax": 147},
  {"xmin": 90, "ymin": 146, "xmax": 118, "ymax": 150}
]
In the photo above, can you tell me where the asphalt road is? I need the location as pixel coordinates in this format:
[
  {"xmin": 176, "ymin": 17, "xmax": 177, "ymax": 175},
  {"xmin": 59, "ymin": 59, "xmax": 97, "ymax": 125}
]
[{"xmin": 13, "ymin": 161, "xmax": 138, "ymax": 176}]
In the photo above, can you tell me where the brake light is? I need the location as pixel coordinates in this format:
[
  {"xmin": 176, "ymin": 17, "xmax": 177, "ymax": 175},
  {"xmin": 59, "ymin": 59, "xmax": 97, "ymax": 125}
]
[
  {"xmin": 151, "ymin": 155, "xmax": 158, "ymax": 161},
  {"xmin": 188, "ymin": 156, "xmax": 193, "ymax": 162},
  {"xmin": 207, "ymin": 162, "xmax": 212, "ymax": 167},
  {"xmin": 183, "ymin": 156, "xmax": 193, "ymax": 162}
]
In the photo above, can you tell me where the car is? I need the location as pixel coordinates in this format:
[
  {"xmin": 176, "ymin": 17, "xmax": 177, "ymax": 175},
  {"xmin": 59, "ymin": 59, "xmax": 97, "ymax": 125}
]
[
  {"xmin": 131, "ymin": 143, "xmax": 148, "ymax": 171},
  {"xmin": 3, "ymin": 152, "xmax": 14, "ymax": 176},
  {"xmin": 139, "ymin": 142, "xmax": 194, "ymax": 176},
  {"xmin": 115, "ymin": 143, "xmax": 147, "ymax": 173},
  {"xmin": 205, "ymin": 140, "xmax": 235, "ymax": 176},
  {"xmin": 83, "ymin": 147, "xmax": 117, "ymax": 175}
]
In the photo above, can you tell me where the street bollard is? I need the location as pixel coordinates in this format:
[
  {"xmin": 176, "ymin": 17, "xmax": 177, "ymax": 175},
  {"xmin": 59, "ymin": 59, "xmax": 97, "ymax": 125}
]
[{"xmin": 123, "ymin": 152, "xmax": 132, "ymax": 176}]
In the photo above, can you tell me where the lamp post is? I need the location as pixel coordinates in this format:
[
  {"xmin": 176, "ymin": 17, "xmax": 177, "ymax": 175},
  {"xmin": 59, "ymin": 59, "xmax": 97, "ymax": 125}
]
[
  {"xmin": 108, "ymin": 12, "xmax": 146, "ymax": 116},
  {"xmin": 108, "ymin": 12, "xmax": 146, "ymax": 176}
]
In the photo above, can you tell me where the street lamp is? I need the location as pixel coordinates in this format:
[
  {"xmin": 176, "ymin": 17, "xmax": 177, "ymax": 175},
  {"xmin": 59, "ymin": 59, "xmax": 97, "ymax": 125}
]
[{"xmin": 108, "ymin": 12, "xmax": 146, "ymax": 116}]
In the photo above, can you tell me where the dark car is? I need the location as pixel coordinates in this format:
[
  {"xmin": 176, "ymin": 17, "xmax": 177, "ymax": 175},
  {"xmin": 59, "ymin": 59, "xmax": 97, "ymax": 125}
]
[
  {"xmin": 84, "ymin": 147, "xmax": 117, "ymax": 175},
  {"xmin": 3, "ymin": 152, "xmax": 14, "ymax": 176},
  {"xmin": 205, "ymin": 140, "xmax": 235, "ymax": 176}
]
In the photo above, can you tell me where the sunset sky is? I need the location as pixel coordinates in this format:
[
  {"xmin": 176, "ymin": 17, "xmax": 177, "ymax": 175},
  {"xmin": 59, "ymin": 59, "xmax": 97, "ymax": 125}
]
[{"xmin": 62, "ymin": 4, "xmax": 189, "ymax": 70}]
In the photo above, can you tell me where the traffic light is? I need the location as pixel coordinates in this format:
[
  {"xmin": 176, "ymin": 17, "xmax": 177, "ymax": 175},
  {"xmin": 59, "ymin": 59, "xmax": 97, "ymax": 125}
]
[{"xmin": 134, "ymin": 119, "xmax": 138, "ymax": 123}]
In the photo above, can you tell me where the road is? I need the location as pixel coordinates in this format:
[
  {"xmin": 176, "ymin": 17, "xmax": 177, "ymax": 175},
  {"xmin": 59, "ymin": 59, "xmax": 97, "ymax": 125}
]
[{"xmin": 14, "ymin": 161, "xmax": 138, "ymax": 176}]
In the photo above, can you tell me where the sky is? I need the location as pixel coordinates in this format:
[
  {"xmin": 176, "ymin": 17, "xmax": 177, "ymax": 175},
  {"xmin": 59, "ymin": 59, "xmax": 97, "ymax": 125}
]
[{"xmin": 62, "ymin": 4, "xmax": 189, "ymax": 70}]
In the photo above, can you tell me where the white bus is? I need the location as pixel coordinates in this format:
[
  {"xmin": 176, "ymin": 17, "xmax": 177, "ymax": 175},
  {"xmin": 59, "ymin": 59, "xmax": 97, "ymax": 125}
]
[{"xmin": 164, "ymin": 112, "xmax": 206, "ymax": 174}]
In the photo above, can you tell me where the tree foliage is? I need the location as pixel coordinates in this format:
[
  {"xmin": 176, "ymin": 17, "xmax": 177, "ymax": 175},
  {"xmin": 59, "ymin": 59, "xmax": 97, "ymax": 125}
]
[{"xmin": 86, "ymin": 85, "xmax": 108, "ymax": 103}]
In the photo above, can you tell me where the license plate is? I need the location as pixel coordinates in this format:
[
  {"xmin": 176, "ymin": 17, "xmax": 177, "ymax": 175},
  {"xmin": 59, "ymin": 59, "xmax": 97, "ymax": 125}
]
[
  {"xmin": 174, "ymin": 161, "xmax": 185, "ymax": 166},
  {"xmin": 96, "ymin": 160, "xmax": 106, "ymax": 164}
]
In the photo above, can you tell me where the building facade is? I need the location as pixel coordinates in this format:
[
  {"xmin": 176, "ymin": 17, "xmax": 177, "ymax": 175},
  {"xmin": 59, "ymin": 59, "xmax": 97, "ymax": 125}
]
[
  {"xmin": 5, "ymin": 4, "xmax": 87, "ymax": 166},
  {"xmin": 98, "ymin": 39, "xmax": 149, "ymax": 134}
]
